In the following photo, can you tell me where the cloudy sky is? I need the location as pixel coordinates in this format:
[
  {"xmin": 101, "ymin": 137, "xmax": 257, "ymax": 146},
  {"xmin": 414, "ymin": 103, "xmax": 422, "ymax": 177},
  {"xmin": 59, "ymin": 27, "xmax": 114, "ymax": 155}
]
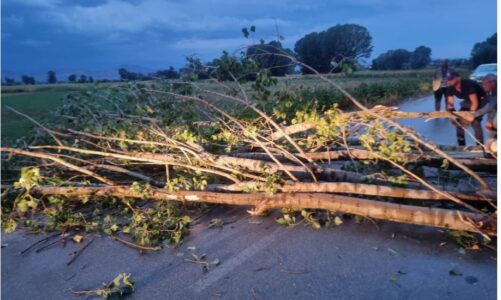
[{"xmin": 2, "ymin": 0, "xmax": 497, "ymax": 79}]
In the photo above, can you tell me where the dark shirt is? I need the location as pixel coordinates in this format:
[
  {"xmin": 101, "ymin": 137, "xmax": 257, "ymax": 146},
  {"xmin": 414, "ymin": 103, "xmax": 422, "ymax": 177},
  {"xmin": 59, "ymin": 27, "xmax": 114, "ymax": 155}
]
[{"xmin": 447, "ymin": 79, "xmax": 486, "ymax": 109}]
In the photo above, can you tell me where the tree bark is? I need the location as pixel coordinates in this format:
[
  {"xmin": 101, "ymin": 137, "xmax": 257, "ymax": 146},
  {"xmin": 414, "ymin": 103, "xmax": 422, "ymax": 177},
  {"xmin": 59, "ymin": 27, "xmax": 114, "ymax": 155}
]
[
  {"xmin": 205, "ymin": 181, "xmax": 495, "ymax": 202},
  {"xmin": 30, "ymin": 185, "xmax": 495, "ymax": 235}
]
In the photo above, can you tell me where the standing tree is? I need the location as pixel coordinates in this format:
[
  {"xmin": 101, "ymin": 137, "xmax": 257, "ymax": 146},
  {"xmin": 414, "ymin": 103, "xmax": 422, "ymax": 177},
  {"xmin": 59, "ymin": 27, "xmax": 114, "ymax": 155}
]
[
  {"xmin": 294, "ymin": 32, "xmax": 324, "ymax": 73},
  {"xmin": 208, "ymin": 51, "xmax": 258, "ymax": 82},
  {"xmin": 118, "ymin": 68, "xmax": 129, "ymax": 81},
  {"xmin": 68, "ymin": 74, "xmax": 77, "ymax": 83},
  {"xmin": 89, "ymin": 76, "xmax": 94, "ymax": 83},
  {"xmin": 181, "ymin": 56, "xmax": 211, "ymax": 80},
  {"xmin": 372, "ymin": 49, "xmax": 412, "ymax": 70},
  {"xmin": 373, "ymin": 46, "xmax": 431, "ymax": 70},
  {"xmin": 246, "ymin": 40, "xmax": 294, "ymax": 76},
  {"xmin": 21, "ymin": 75, "xmax": 31, "ymax": 85},
  {"xmin": 4, "ymin": 77, "xmax": 16, "ymax": 86},
  {"xmin": 410, "ymin": 46, "xmax": 432, "ymax": 69},
  {"xmin": 155, "ymin": 67, "xmax": 180, "ymax": 79},
  {"xmin": 294, "ymin": 24, "xmax": 373, "ymax": 74},
  {"xmin": 47, "ymin": 70, "xmax": 57, "ymax": 84},
  {"xmin": 78, "ymin": 75, "xmax": 88, "ymax": 83},
  {"xmin": 21, "ymin": 75, "xmax": 35, "ymax": 85},
  {"xmin": 118, "ymin": 68, "xmax": 140, "ymax": 81},
  {"xmin": 470, "ymin": 33, "xmax": 497, "ymax": 68}
]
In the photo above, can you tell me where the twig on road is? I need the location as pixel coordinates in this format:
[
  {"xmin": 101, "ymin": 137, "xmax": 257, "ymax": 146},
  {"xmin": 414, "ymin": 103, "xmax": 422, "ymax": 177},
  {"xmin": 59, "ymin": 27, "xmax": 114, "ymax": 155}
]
[{"xmin": 67, "ymin": 237, "xmax": 95, "ymax": 266}]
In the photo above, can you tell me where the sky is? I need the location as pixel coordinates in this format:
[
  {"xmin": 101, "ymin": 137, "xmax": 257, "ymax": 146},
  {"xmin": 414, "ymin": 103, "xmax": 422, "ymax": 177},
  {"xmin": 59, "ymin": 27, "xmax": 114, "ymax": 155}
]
[{"xmin": 1, "ymin": 0, "xmax": 497, "ymax": 80}]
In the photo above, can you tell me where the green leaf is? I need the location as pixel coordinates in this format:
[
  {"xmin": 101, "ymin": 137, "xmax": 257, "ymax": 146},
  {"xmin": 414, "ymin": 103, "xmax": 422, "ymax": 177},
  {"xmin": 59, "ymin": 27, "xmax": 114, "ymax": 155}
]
[
  {"xmin": 113, "ymin": 275, "xmax": 121, "ymax": 287},
  {"xmin": 311, "ymin": 221, "xmax": 321, "ymax": 230},
  {"xmin": 17, "ymin": 200, "xmax": 29, "ymax": 213},
  {"xmin": 14, "ymin": 167, "xmax": 41, "ymax": 191},
  {"xmin": 441, "ymin": 159, "xmax": 449, "ymax": 169},
  {"xmin": 334, "ymin": 216, "xmax": 343, "ymax": 226},
  {"xmin": 2, "ymin": 219, "xmax": 17, "ymax": 233}
]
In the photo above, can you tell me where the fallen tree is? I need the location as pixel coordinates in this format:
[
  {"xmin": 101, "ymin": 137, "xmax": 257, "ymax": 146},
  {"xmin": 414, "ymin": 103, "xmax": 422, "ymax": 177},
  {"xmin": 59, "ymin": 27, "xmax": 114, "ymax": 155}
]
[
  {"xmin": 1, "ymin": 60, "xmax": 497, "ymax": 249},
  {"xmin": 26, "ymin": 185, "xmax": 495, "ymax": 235}
]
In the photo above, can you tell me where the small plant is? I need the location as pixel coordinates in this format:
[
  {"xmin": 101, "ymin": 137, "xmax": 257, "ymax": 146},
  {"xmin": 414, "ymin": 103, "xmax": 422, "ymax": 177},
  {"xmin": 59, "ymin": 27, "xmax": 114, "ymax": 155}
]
[
  {"xmin": 71, "ymin": 273, "xmax": 135, "ymax": 300},
  {"xmin": 185, "ymin": 252, "xmax": 221, "ymax": 272},
  {"xmin": 448, "ymin": 230, "xmax": 480, "ymax": 249},
  {"xmin": 276, "ymin": 208, "xmax": 299, "ymax": 226},
  {"xmin": 208, "ymin": 218, "xmax": 224, "ymax": 228}
]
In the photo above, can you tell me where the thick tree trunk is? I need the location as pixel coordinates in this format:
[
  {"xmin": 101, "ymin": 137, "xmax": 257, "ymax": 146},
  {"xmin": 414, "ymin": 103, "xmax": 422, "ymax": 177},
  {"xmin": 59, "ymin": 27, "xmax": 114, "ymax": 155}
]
[
  {"xmin": 205, "ymin": 182, "xmax": 495, "ymax": 202},
  {"xmin": 231, "ymin": 150, "xmax": 496, "ymax": 172},
  {"xmin": 31, "ymin": 185, "xmax": 495, "ymax": 235}
]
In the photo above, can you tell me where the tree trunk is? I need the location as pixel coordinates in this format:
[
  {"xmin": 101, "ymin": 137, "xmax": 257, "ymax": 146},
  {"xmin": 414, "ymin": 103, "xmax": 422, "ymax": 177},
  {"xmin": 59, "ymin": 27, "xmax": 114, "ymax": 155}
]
[
  {"xmin": 31, "ymin": 185, "xmax": 495, "ymax": 235},
  {"xmin": 205, "ymin": 181, "xmax": 495, "ymax": 202}
]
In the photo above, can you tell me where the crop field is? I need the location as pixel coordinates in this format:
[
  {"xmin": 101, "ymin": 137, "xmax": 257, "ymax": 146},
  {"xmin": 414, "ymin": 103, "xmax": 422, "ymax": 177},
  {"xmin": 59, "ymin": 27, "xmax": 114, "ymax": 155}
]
[
  {"xmin": 1, "ymin": 82, "xmax": 121, "ymax": 144},
  {"xmin": 2, "ymin": 91, "xmax": 68, "ymax": 144}
]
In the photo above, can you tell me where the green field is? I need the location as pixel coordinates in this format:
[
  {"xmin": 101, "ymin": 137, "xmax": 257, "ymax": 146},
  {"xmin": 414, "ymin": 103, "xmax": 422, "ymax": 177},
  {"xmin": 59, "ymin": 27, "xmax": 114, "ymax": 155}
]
[
  {"xmin": 1, "ymin": 82, "xmax": 122, "ymax": 145},
  {"xmin": 1, "ymin": 91, "xmax": 68, "ymax": 144},
  {"xmin": 1, "ymin": 70, "xmax": 440, "ymax": 145}
]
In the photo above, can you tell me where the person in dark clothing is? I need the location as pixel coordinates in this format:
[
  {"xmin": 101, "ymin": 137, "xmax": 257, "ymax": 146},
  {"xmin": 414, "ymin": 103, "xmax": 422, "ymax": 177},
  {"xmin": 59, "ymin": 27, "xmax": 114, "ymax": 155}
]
[
  {"xmin": 464, "ymin": 74, "xmax": 497, "ymax": 134},
  {"xmin": 432, "ymin": 59, "xmax": 450, "ymax": 111},
  {"xmin": 446, "ymin": 70, "xmax": 486, "ymax": 146},
  {"xmin": 464, "ymin": 74, "xmax": 497, "ymax": 153}
]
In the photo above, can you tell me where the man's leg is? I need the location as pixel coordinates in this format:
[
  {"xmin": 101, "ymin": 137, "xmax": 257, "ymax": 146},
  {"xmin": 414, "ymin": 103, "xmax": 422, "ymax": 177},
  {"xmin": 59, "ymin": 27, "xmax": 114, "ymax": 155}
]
[
  {"xmin": 456, "ymin": 107, "xmax": 467, "ymax": 146},
  {"xmin": 456, "ymin": 124, "xmax": 466, "ymax": 146},
  {"xmin": 434, "ymin": 89, "xmax": 442, "ymax": 111},
  {"xmin": 441, "ymin": 88, "xmax": 448, "ymax": 110},
  {"xmin": 471, "ymin": 117, "xmax": 484, "ymax": 145}
]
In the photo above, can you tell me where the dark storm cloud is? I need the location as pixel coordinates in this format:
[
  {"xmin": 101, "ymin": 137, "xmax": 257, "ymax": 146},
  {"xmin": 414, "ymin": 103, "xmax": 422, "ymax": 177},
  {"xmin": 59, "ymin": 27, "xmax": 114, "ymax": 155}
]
[{"xmin": 1, "ymin": 0, "xmax": 497, "ymax": 79}]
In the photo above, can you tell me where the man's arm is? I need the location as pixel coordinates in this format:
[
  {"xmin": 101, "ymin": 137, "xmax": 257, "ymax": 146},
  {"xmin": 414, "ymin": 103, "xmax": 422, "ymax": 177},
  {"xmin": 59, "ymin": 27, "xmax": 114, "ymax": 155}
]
[
  {"xmin": 473, "ymin": 96, "xmax": 495, "ymax": 118},
  {"xmin": 447, "ymin": 95, "xmax": 455, "ymax": 111},
  {"xmin": 468, "ymin": 93, "xmax": 479, "ymax": 111}
]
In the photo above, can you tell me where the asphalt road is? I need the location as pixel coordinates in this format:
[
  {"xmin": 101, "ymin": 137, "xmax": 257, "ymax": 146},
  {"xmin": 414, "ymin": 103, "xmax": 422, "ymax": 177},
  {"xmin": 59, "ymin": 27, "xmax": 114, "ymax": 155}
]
[
  {"xmin": 397, "ymin": 94, "xmax": 489, "ymax": 146},
  {"xmin": 1, "ymin": 205, "xmax": 496, "ymax": 300}
]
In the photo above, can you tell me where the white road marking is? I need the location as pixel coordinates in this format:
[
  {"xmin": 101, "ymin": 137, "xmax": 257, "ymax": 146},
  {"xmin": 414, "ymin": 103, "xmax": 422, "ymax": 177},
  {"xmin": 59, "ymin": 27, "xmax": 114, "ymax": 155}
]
[{"xmin": 190, "ymin": 226, "xmax": 284, "ymax": 293}]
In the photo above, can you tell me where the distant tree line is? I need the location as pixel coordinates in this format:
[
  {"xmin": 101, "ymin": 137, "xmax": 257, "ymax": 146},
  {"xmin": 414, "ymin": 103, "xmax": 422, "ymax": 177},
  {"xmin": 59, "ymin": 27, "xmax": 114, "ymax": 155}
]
[
  {"xmin": 68, "ymin": 74, "xmax": 94, "ymax": 83},
  {"xmin": 118, "ymin": 67, "xmax": 181, "ymax": 81},
  {"xmin": 470, "ymin": 33, "xmax": 496, "ymax": 68},
  {"xmin": 3, "ymin": 29, "xmax": 496, "ymax": 86},
  {"xmin": 430, "ymin": 58, "xmax": 470, "ymax": 68},
  {"xmin": 21, "ymin": 75, "xmax": 36, "ymax": 85},
  {"xmin": 371, "ymin": 46, "xmax": 432, "ymax": 70},
  {"xmin": 47, "ymin": 70, "xmax": 57, "ymax": 84}
]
